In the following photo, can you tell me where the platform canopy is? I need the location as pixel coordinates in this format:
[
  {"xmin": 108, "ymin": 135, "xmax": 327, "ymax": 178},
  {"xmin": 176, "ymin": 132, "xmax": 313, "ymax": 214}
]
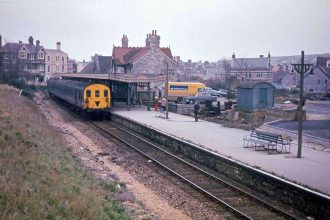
[{"xmin": 58, "ymin": 73, "xmax": 165, "ymax": 84}]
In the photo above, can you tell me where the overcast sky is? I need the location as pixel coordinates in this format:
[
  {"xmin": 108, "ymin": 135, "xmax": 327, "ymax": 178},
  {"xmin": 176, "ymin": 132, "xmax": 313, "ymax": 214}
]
[{"xmin": 1, "ymin": 0, "xmax": 329, "ymax": 62}]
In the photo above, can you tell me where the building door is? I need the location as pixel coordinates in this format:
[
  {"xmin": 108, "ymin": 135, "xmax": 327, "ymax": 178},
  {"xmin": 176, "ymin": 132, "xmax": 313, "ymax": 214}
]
[{"xmin": 259, "ymin": 88, "xmax": 268, "ymax": 108}]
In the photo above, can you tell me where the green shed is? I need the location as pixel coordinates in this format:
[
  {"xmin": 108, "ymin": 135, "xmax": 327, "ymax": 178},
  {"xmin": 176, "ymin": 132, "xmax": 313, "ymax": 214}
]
[{"xmin": 237, "ymin": 81, "xmax": 275, "ymax": 111}]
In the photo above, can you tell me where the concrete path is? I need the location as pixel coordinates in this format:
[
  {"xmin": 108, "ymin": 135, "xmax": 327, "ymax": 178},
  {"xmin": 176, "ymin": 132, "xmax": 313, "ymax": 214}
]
[{"xmin": 113, "ymin": 104, "xmax": 330, "ymax": 196}]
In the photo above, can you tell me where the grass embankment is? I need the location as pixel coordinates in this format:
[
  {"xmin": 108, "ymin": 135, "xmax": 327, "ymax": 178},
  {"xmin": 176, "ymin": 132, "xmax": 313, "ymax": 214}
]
[{"xmin": 0, "ymin": 85, "xmax": 130, "ymax": 219}]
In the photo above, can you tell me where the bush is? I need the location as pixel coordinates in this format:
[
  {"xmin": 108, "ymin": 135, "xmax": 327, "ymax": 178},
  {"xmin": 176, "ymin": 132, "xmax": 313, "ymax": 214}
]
[{"xmin": 275, "ymin": 89, "xmax": 290, "ymax": 97}]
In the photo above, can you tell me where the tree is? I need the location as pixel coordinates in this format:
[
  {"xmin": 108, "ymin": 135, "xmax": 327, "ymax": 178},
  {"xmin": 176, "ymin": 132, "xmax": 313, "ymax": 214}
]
[{"xmin": 220, "ymin": 58, "xmax": 232, "ymax": 89}]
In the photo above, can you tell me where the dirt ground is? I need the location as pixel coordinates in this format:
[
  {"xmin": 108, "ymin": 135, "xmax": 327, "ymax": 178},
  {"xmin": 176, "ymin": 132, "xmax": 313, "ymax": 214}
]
[{"xmin": 34, "ymin": 92, "xmax": 226, "ymax": 219}]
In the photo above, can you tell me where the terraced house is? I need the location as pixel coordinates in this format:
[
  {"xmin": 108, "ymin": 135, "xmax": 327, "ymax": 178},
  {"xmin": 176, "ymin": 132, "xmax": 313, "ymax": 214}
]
[
  {"xmin": 0, "ymin": 35, "xmax": 45, "ymax": 82},
  {"xmin": 44, "ymin": 42, "xmax": 68, "ymax": 81}
]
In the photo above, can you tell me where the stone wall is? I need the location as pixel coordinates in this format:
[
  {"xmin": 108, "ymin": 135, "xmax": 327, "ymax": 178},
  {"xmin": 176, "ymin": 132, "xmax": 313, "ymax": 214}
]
[
  {"xmin": 132, "ymin": 48, "xmax": 175, "ymax": 75},
  {"xmin": 238, "ymin": 108, "xmax": 305, "ymax": 123},
  {"xmin": 111, "ymin": 113, "xmax": 330, "ymax": 219}
]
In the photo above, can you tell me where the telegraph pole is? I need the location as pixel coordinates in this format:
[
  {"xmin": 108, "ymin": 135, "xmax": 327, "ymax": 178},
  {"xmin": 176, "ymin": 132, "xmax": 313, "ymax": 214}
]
[{"xmin": 292, "ymin": 51, "xmax": 313, "ymax": 158}]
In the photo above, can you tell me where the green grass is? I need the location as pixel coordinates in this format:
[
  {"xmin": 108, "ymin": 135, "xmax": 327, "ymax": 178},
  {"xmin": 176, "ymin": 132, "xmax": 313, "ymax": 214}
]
[{"xmin": 0, "ymin": 86, "xmax": 131, "ymax": 219}]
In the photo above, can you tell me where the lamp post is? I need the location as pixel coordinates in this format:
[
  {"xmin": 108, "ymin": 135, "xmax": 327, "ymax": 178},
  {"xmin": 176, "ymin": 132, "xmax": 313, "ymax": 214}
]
[
  {"xmin": 291, "ymin": 51, "xmax": 313, "ymax": 158},
  {"xmin": 161, "ymin": 62, "xmax": 174, "ymax": 119}
]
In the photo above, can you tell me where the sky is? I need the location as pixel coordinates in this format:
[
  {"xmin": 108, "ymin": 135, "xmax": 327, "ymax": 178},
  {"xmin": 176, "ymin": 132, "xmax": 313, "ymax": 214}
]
[{"xmin": 0, "ymin": 0, "xmax": 329, "ymax": 62}]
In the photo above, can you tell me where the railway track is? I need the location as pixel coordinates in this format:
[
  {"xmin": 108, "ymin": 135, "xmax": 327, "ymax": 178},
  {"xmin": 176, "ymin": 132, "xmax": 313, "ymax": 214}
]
[{"xmin": 91, "ymin": 120, "xmax": 301, "ymax": 220}]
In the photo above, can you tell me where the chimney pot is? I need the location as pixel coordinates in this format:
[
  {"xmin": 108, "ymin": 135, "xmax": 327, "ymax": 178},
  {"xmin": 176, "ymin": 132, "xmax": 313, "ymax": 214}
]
[
  {"xmin": 56, "ymin": 42, "xmax": 61, "ymax": 50},
  {"xmin": 36, "ymin": 40, "xmax": 40, "ymax": 46}
]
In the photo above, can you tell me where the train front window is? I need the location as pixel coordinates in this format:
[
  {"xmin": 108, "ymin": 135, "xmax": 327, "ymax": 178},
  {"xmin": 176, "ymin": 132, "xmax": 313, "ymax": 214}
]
[
  {"xmin": 86, "ymin": 90, "xmax": 91, "ymax": 97},
  {"xmin": 95, "ymin": 90, "xmax": 100, "ymax": 97},
  {"xmin": 104, "ymin": 90, "xmax": 108, "ymax": 97}
]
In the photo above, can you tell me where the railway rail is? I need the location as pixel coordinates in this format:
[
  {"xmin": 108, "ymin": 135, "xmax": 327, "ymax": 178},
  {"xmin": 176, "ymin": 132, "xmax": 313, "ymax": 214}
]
[{"xmin": 91, "ymin": 120, "xmax": 302, "ymax": 219}]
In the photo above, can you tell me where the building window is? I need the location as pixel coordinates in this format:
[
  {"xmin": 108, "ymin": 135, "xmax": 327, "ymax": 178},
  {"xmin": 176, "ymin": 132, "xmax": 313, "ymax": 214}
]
[
  {"xmin": 86, "ymin": 90, "xmax": 91, "ymax": 97},
  {"xmin": 19, "ymin": 51, "xmax": 27, "ymax": 59},
  {"xmin": 318, "ymin": 79, "xmax": 320, "ymax": 85},
  {"xmin": 325, "ymin": 80, "xmax": 328, "ymax": 84},
  {"xmin": 39, "ymin": 52, "xmax": 44, "ymax": 59},
  {"xmin": 62, "ymin": 56, "xmax": 64, "ymax": 62},
  {"xmin": 56, "ymin": 56, "xmax": 59, "ymax": 61},
  {"xmin": 48, "ymin": 65, "xmax": 50, "ymax": 72},
  {"xmin": 48, "ymin": 56, "xmax": 50, "ymax": 61},
  {"xmin": 62, "ymin": 65, "xmax": 64, "ymax": 72}
]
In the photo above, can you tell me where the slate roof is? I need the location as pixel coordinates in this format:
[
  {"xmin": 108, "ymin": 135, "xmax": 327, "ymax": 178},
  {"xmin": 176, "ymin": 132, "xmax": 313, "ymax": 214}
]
[
  {"xmin": 112, "ymin": 46, "xmax": 173, "ymax": 65},
  {"xmin": 79, "ymin": 62, "xmax": 94, "ymax": 73},
  {"xmin": 79, "ymin": 55, "xmax": 112, "ymax": 74},
  {"xmin": 1, "ymin": 42, "xmax": 43, "ymax": 54},
  {"xmin": 232, "ymin": 57, "xmax": 269, "ymax": 70},
  {"xmin": 272, "ymin": 71, "xmax": 290, "ymax": 83},
  {"xmin": 317, "ymin": 66, "xmax": 330, "ymax": 79},
  {"xmin": 237, "ymin": 81, "xmax": 275, "ymax": 89},
  {"xmin": 96, "ymin": 55, "xmax": 112, "ymax": 73}
]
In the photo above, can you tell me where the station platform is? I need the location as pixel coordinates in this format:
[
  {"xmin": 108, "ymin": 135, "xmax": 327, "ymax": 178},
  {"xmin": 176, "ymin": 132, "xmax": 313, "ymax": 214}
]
[{"xmin": 112, "ymin": 104, "xmax": 330, "ymax": 196}]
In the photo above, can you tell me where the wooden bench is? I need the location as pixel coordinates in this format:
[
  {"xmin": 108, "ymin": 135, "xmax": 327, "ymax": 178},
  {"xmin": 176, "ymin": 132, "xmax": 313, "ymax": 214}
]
[{"xmin": 243, "ymin": 130, "xmax": 291, "ymax": 154}]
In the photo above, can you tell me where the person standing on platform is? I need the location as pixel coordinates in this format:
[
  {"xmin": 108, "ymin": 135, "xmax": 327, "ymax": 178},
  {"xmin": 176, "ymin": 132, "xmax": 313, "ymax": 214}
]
[
  {"xmin": 154, "ymin": 96, "xmax": 159, "ymax": 112},
  {"xmin": 194, "ymin": 101, "xmax": 200, "ymax": 122}
]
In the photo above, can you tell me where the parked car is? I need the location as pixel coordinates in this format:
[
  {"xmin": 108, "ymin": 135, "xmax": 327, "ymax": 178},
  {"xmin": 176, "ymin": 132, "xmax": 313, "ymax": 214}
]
[
  {"xmin": 208, "ymin": 89, "xmax": 220, "ymax": 97},
  {"xmin": 215, "ymin": 89, "xmax": 229, "ymax": 97},
  {"xmin": 184, "ymin": 92, "xmax": 217, "ymax": 104}
]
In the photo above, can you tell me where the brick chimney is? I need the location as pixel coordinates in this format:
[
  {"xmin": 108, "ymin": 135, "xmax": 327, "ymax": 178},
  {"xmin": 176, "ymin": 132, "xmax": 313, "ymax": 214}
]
[
  {"xmin": 121, "ymin": 34, "xmax": 128, "ymax": 48},
  {"xmin": 232, "ymin": 52, "xmax": 235, "ymax": 59},
  {"xmin": 36, "ymin": 40, "xmax": 40, "ymax": 46},
  {"xmin": 56, "ymin": 42, "xmax": 61, "ymax": 50},
  {"xmin": 268, "ymin": 52, "xmax": 271, "ymax": 68},
  {"xmin": 0, "ymin": 34, "xmax": 2, "ymax": 48},
  {"xmin": 316, "ymin": 57, "xmax": 326, "ymax": 67},
  {"xmin": 145, "ymin": 34, "xmax": 150, "ymax": 47},
  {"xmin": 28, "ymin": 36, "xmax": 33, "ymax": 45}
]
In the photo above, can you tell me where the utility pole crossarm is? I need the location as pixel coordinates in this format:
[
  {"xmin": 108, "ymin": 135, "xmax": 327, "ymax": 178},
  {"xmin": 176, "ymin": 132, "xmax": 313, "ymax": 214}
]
[{"xmin": 291, "ymin": 51, "xmax": 313, "ymax": 158}]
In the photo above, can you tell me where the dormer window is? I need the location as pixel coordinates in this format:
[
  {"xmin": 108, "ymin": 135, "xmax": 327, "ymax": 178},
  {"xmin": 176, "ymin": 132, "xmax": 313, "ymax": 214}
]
[{"xmin": 19, "ymin": 50, "xmax": 27, "ymax": 59}]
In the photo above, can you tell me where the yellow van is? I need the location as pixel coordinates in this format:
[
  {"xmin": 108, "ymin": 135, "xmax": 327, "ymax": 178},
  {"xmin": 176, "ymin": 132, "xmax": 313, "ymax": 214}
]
[{"xmin": 161, "ymin": 82, "xmax": 206, "ymax": 102}]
